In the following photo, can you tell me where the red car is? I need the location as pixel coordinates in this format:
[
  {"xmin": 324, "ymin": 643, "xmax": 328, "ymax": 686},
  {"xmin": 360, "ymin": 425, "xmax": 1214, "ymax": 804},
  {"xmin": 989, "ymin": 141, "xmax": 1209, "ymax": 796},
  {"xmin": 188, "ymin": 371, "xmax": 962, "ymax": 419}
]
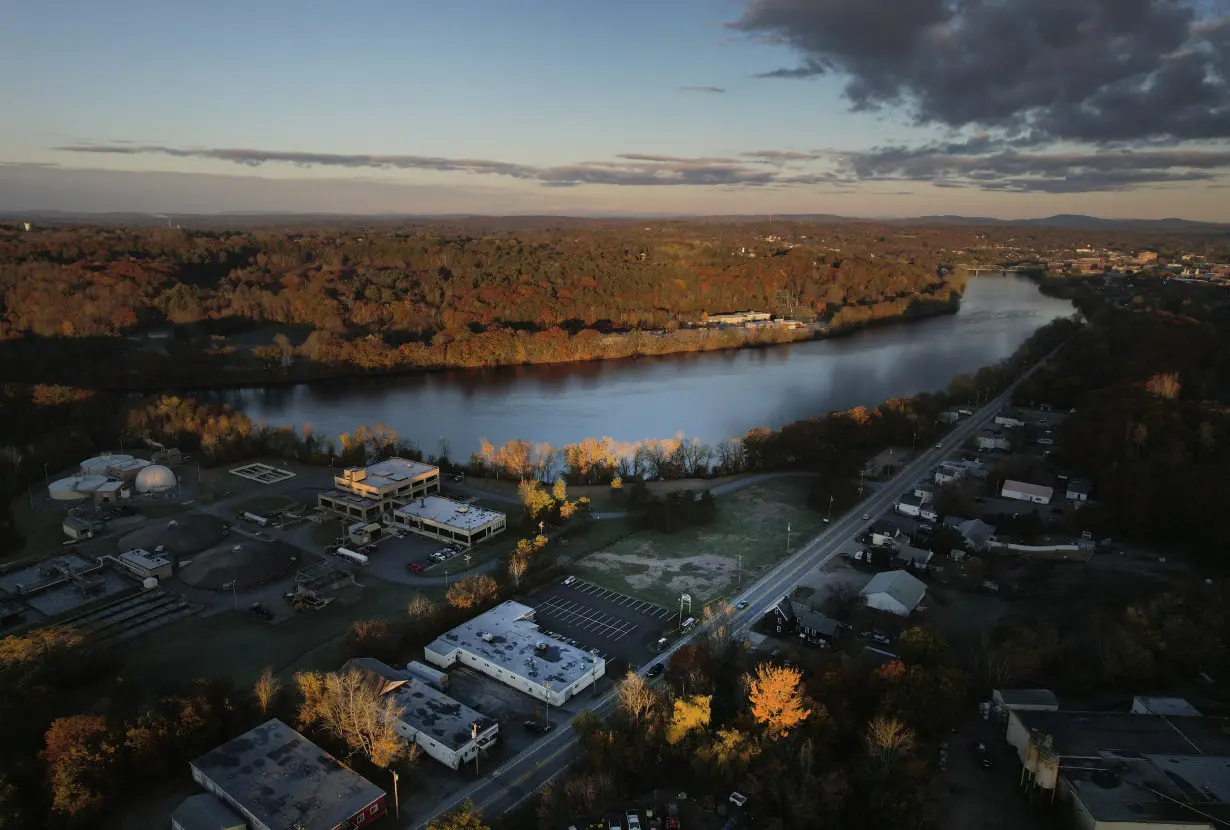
[{"xmin": 406, "ymin": 562, "xmax": 423, "ymax": 573}]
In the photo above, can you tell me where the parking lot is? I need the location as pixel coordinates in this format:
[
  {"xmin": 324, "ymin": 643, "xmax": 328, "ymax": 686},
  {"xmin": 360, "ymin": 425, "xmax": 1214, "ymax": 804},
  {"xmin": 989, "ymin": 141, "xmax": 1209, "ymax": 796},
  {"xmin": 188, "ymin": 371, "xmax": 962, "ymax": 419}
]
[{"xmin": 526, "ymin": 579, "xmax": 674, "ymax": 668}]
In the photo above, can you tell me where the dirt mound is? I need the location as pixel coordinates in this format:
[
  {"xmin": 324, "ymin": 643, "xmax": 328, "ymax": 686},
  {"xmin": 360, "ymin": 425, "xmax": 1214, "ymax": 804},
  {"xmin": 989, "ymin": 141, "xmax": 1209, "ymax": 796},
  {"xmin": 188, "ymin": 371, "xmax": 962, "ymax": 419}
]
[{"xmin": 178, "ymin": 541, "xmax": 299, "ymax": 590}]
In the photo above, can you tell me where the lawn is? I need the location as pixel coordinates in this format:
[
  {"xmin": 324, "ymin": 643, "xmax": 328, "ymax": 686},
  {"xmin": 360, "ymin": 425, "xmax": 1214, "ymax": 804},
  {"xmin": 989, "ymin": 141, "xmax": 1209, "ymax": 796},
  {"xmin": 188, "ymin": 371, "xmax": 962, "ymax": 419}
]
[
  {"xmin": 120, "ymin": 580, "xmax": 431, "ymax": 689},
  {"xmin": 457, "ymin": 474, "xmax": 757, "ymax": 516},
  {"xmin": 571, "ymin": 478, "xmax": 826, "ymax": 608}
]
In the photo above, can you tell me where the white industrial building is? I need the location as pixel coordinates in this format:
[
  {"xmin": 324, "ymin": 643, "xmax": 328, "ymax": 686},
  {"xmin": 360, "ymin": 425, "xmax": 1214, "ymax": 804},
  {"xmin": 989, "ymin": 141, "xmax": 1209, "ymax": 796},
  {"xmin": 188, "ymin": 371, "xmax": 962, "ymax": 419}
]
[
  {"xmin": 860, "ymin": 570, "xmax": 926, "ymax": 616},
  {"xmin": 343, "ymin": 658, "xmax": 497, "ymax": 770},
  {"xmin": 392, "ymin": 496, "xmax": 506, "ymax": 548},
  {"xmin": 115, "ymin": 548, "xmax": 173, "ymax": 580},
  {"xmin": 425, "ymin": 601, "xmax": 605, "ymax": 706},
  {"xmin": 976, "ymin": 429, "xmax": 1012, "ymax": 452},
  {"xmin": 1002, "ymin": 479, "xmax": 1054, "ymax": 505},
  {"xmin": 994, "ymin": 410, "xmax": 1027, "ymax": 428},
  {"xmin": 317, "ymin": 458, "xmax": 440, "ymax": 522}
]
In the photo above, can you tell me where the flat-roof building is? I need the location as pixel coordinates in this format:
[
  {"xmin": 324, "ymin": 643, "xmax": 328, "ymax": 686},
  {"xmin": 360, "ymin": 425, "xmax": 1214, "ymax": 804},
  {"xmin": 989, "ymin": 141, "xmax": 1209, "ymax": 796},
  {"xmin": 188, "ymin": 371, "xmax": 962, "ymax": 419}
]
[
  {"xmin": 189, "ymin": 719, "xmax": 386, "ymax": 830},
  {"xmin": 425, "ymin": 600, "xmax": 605, "ymax": 705},
  {"xmin": 1006, "ymin": 705, "xmax": 1230, "ymax": 830},
  {"xmin": 392, "ymin": 495, "xmax": 506, "ymax": 548},
  {"xmin": 343, "ymin": 658, "xmax": 497, "ymax": 770},
  {"xmin": 117, "ymin": 548, "xmax": 173, "ymax": 580},
  {"xmin": 1002, "ymin": 479, "xmax": 1054, "ymax": 505},
  {"xmin": 317, "ymin": 458, "xmax": 440, "ymax": 521}
]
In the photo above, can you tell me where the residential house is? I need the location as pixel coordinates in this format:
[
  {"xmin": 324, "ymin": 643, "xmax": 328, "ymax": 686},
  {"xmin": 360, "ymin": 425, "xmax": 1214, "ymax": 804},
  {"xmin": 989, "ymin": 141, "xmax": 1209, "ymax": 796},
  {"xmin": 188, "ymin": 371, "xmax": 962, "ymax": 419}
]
[
  {"xmin": 767, "ymin": 596, "xmax": 796, "ymax": 635},
  {"xmin": 896, "ymin": 545, "xmax": 934, "ymax": 569},
  {"xmin": 943, "ymin": 516, "xmax": 997, "ymax": 551},
  {"xmin": 894, "ymin": 493, "xmax": 924, "ymax": 518},
  {"xmin": 794, "ymin": 607, "xmax": 840, "ymax": 644},
  {"xmin": 870, "ymin": 519, "xmax": 903, "ymax": 549},
  {"xmin": 912, "ymin": 483, "xmax": 934, "ymax": 503},
  {"xmin": 1065, "ymin": 480, "xmax": 1093, "ymax": 502},
  {"xmin": 935, "ymin": 463, "xmax": 964, "ymax": 485}
]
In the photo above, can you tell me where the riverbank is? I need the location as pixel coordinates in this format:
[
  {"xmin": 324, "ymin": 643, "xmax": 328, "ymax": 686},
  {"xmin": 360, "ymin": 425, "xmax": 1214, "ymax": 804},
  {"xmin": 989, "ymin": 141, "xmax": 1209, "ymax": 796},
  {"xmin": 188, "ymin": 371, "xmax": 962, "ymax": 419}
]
[{"xmin": 0, "ymin": 292, "xmax": 960, "ymax": 392}]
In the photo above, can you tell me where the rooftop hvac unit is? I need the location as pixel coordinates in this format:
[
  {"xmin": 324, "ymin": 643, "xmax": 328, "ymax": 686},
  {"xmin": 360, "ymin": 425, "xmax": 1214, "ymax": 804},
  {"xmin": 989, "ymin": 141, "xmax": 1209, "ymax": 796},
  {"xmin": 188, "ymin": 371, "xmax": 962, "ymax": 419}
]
[
  {"xmin": 457, "ymin": 505, "xmax": 469, "ymax": 513},
  {"xmin": 480, "ymin": 632, "xmax": 493, "ymax": 642}
]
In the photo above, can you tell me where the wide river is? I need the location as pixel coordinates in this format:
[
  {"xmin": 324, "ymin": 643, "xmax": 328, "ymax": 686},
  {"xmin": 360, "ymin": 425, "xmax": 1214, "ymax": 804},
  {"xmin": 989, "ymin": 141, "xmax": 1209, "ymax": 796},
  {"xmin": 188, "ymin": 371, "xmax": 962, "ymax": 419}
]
[{"xmin": 220, "ymin": 275, "xmax": 1073, "ymax": 454}]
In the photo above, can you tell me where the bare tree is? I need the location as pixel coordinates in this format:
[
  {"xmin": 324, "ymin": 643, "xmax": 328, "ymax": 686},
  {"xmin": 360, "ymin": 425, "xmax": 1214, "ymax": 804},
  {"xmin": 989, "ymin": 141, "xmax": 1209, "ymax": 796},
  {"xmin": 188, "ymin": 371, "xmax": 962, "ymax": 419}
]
[
  {"xmin": 507, "ymin": 553, "xmax": 529, "ymax": 588},
  {"xmin": 615, "ymin": 670, "xmax": 660, "ymax": 727},
  {"xmin": 295, "ymin": 669, "xmax": 407, "ymax": 768},
  {"xmin": 407, "ymin": 593, "xmax": 436, "ymax": 624},
  {"xmin": 253, "ymin": 666, "xmax": 281, "ymax": 715},
  {"xmin": 864, "ymin": 716, "xmax": 915, "ymax": 778}
]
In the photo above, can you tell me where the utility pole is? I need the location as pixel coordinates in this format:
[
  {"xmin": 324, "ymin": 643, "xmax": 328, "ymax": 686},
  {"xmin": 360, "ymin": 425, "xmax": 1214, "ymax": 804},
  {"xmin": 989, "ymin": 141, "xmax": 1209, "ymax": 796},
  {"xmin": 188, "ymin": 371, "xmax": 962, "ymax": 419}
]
[
  {"xmin": 827, "ymin": 495, "xmax": 834, "ymax": 523},
  {"xmin": 392, "ymin": 770, "xmax": 399, "ymax": 820},
  {"xmin": 786, "ymin": 522, "xmax": 792, "ymax": 554},
  {"xmin": 737, "ymin": 554, "xmax": 743, "ymax": 588},
  {"xmin": 471, "ymin": 723, "xmax": 480, "ymax": 777}
]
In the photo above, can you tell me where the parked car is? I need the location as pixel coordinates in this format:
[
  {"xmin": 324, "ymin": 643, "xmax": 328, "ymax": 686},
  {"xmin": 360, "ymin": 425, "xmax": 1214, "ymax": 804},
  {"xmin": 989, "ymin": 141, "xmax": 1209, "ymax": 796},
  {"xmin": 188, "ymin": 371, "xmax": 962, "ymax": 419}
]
[
  {"xmin": 646, "ymin": 663, "xmax": 664, "ymax": 678},
  {"xmin": 563, "ymin": 575, "xmax": 577, "ymax": 585},
  {"xmin": 406, "ymin": 563, "xmax": 423, "ymax": 573},
  {"xmin": 522, "ymin": 720, "xmax": 554, "ymax": 734},
  {"xmin": 448, "ymin": 473, "xmax": 465, "ymax": 482},
  {"xmin": 360, "ymin": 544, "xmax": 378, "ymax": 555},
  {"xmin": 626, "ymin": 810, "xmax": 642, "ymax": 830}
]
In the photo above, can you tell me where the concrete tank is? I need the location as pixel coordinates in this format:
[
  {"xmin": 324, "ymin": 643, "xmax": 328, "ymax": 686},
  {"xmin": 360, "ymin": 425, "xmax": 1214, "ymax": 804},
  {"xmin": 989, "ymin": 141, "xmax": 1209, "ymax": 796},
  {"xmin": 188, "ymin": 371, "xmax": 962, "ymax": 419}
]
[
  {"xmin": 48, "ymin": 474, "xmax": 109, "ymax": 501},
  {"xmin": 81, "ymin": 453, "xmax": 134, "ymax": 475}
]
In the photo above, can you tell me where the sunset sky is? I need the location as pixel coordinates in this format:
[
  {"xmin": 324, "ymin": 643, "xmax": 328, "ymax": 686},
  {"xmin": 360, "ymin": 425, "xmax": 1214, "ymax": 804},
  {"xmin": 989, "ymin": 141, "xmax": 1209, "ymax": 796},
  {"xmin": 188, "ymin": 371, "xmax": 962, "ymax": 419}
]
[{"xmin": 2, "ymin": 0, "xmax": 1228, "ymax": 219}]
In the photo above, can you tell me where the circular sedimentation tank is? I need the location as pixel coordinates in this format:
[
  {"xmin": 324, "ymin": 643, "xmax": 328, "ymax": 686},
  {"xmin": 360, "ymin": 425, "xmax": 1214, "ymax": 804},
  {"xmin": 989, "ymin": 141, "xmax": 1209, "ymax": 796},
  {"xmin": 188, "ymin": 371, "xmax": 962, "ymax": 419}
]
[{"xmin": 48, "ymin": 474, "xmax": 110, "ymax": 501}]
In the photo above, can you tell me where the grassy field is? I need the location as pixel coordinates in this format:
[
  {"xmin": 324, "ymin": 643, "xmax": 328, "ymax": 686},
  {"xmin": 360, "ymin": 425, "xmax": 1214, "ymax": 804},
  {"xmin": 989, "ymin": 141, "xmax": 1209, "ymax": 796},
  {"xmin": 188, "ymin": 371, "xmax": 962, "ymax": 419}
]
[
  {"xmin": 120, "ymin": 580, "xmax": 431, "ymax": 688},
  {"xmin": 232, "ymin": 494, "xmax": 299, "ymax": 516},
  {"xmin": 571, "ymin": 478, "xmax": 826, "ymax": 608},
  {"xmin": 458, "ymin": 474, "xmax": 756, "ymax": 515}
]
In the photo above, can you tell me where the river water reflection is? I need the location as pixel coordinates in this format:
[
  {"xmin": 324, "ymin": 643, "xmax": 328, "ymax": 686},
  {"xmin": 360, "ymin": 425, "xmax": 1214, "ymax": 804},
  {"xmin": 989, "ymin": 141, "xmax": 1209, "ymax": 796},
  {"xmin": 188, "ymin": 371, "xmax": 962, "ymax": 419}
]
[{"xmin": 220, "ymin": 276, "xmax": 1073, "ymax": 453}]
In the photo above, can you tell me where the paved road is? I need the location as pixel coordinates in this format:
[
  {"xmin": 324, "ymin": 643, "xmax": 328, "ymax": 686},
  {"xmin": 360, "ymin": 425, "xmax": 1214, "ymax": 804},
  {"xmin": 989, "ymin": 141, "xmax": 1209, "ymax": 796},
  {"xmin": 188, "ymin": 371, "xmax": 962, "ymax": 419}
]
[{"xmin": 411, "ymin": 349, "xmax": 1061, "ymax": 828}]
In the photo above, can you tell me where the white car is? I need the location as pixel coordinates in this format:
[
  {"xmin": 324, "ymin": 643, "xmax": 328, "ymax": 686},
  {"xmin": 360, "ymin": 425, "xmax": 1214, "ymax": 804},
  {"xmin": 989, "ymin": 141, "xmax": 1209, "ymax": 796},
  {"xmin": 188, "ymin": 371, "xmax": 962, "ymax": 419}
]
[
  {"xmin": 935, "ymin": 442, "xmax": 943, "ymax": 449},
  {"xmin": 862, "ymin": 512, "xmax": 871, "ymax": 521}
]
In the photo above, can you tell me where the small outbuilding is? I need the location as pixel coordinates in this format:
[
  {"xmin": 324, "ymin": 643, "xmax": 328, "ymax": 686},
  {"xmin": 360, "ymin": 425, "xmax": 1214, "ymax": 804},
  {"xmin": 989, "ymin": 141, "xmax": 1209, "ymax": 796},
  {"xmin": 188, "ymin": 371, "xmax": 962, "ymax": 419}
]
[
  {"xmin": 860, "ymin": 570, "xmax": 927, "ymax": 617},
  {"xmin": 992, "ymin": 688, "xmax": 1059, "ymax": 712}
]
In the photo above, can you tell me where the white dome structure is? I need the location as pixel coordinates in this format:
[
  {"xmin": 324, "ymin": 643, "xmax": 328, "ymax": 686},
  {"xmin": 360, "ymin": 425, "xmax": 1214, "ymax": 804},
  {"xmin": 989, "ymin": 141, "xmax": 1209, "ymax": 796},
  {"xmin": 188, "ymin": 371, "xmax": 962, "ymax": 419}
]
[
  {"xmin": 48, "ymin": 474, "xmax": 110, "ymax": 501},
  {"xmin": 135, "ymin": 465, "xmax": 177, "ymax": 493},
  {"xmin": 81, "ymin": 453, "xmax": 135, "ymax": 476}
]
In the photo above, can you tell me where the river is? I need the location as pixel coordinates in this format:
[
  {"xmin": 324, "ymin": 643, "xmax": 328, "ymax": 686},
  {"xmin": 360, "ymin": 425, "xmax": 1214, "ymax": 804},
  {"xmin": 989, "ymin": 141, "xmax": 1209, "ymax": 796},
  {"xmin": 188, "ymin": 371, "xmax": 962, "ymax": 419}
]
[{"xmin": 219, "ymin": 275, "xmax": 1073, "ymax": 454}]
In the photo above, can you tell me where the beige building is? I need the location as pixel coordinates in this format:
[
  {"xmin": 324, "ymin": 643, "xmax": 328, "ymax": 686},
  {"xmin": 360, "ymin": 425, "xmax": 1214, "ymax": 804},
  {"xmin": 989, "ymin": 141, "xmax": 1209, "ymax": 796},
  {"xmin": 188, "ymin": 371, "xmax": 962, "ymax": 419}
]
[
  {"xmin": 392, "ymin": 495, "xmax": 506, "ymax": 548},
  {"xmin": 317, "ymin": 458, "xmax": 440, "ymax": 521}
]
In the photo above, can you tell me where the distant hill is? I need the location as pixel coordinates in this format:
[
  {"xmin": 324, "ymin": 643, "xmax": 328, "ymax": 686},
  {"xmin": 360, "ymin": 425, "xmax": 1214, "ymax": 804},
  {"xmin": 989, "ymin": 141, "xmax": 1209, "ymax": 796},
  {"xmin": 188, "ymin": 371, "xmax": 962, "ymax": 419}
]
[
  {"xmin": 902, "ymin": 214, "xmax": 1229, "ymax": 232},
  {"xmin": 2, "ymin": 209, "xmax": 1226, "ymax": 232}
]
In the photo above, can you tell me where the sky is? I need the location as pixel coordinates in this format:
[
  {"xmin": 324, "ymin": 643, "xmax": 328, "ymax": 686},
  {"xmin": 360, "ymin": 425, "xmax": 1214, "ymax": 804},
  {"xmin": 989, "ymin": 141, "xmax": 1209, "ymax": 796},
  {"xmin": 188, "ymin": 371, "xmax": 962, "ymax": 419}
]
[{"xmin": 2, "ymin": 0, "xmax": 1229, "ymax": 220}]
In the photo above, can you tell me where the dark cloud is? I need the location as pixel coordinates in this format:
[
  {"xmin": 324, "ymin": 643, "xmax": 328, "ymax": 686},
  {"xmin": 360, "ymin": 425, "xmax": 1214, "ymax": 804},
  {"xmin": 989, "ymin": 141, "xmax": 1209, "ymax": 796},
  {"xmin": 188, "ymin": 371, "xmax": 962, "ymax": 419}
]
[
  {"xmin": 740, "ymin": 149, "xmax": 824, "ymax": 163},
  {"xmin": 732, "ymin": 0, "xmax": 1230, "ymax": 144},
  {"xmin": 679, "ymin": 85, "xmax": 726, "ymax": 93},
  {"xmin": 835, "ymin": 146, "xmax": 1230, "ymax": 192},
  {"xmin": 53, "ymin": 144, "xmax": 787, "ymax": 188}
]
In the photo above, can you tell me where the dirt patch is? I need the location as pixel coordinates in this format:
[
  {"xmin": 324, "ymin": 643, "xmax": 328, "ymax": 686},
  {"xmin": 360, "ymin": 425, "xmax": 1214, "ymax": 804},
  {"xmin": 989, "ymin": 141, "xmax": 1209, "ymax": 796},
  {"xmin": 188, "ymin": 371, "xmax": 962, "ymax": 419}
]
[
  {"xmin": 583, "ymin": 550, "xmax": 736, "ymax": 598},
  {"xmin": 735, "ymin": 488, "xmax": 791, "ymax": 521}
]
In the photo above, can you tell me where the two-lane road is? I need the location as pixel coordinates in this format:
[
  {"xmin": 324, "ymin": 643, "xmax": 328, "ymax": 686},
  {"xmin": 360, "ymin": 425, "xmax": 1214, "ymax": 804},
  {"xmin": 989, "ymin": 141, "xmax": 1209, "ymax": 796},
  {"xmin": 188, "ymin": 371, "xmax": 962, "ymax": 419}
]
[{"xmin": 413, "ymin": 350, "xmax": 1059, "ymax": 827}]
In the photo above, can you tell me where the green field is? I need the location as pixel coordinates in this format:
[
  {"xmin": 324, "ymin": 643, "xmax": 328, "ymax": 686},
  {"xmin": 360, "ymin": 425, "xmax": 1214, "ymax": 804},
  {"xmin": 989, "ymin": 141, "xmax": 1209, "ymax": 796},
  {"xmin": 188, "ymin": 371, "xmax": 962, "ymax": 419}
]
[
  {"xmin": 571, "ymin": 479, "xmax": 825, "ymax": 608},
  {"xmin": 120, "ymin": 580, "xmax": 431, "ymax": 688}
]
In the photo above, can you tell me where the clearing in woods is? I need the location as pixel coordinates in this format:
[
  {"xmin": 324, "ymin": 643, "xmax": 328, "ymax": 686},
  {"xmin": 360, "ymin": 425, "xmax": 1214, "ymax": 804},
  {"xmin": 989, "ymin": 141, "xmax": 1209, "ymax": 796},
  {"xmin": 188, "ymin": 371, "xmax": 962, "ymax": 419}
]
[{"xmin": 571, "ymin": 478, "xmax": 825, "ymax": 607}]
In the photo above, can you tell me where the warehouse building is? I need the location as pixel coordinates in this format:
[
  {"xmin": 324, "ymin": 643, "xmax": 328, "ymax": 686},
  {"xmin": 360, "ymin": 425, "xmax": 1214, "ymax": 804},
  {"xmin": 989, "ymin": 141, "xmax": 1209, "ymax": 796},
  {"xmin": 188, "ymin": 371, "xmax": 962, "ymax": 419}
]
[
  {"xmin": 186, "ymin": 719, "xmax": 386, "ymax": 830},
  {"xmin": 392, "ymin": 495, "xmax": 506, "ymax": 548},
  {"xmin": 343, "ymin": 658, "xmax": 497, "ymax": 770},
  {"xmin": 317, "ymin": 458, "xmax": 440, "ymax": 521},
  {"xmin": 425, "ymin": 600, "xmax": 605, "ymax": 705},
  {"xmin": 860, "ymin": 570, "xmax": 926, "ymax": 616},
  {"xmin": 1002, "ymin": 479, "xmax": 1054, "ymax": 505},
  {"xmin": 1007, "ymin": 705, "xmax": 1230, "ymax": 830}
]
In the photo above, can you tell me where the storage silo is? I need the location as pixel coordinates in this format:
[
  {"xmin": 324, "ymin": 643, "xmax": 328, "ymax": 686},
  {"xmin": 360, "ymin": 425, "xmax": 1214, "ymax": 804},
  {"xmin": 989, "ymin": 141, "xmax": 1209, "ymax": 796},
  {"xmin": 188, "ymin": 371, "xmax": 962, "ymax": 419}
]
[{"xmin": 135, "ymin": 464, "xmax": 177, "ymax": 493}]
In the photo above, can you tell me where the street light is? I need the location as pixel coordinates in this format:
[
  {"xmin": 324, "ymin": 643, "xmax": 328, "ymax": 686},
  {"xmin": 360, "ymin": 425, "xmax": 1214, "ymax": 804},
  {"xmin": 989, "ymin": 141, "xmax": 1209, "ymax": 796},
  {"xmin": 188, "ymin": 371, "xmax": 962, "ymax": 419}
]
[{"xmin": 827, "ymin": 495, "xmax": 834, "ymax": 523}]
